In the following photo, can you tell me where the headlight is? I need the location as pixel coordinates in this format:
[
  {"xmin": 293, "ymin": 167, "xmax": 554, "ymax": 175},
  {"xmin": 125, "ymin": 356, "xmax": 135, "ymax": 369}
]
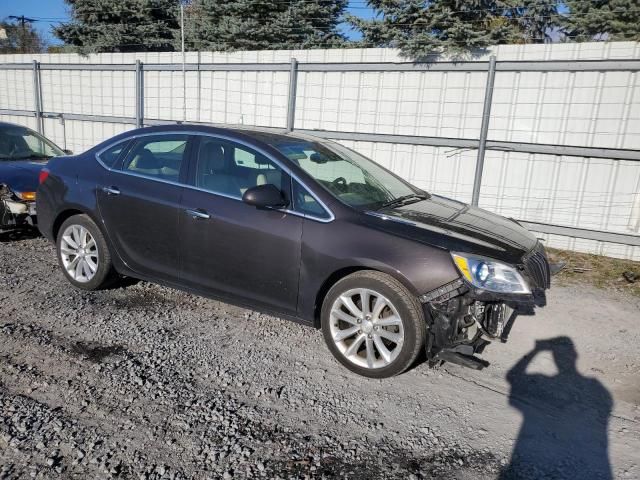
[
  {"xmin": 15, "ymin": 191, "xmax": 36, "ymax": 201},
  {"xmin": 451, "ymin": 252, "xmax": 530, "ymax": 294}
]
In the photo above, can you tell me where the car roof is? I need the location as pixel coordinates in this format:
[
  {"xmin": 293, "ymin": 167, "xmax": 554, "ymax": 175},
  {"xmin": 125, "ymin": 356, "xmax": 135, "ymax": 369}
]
[
  {"xmin": 0, "ymin": 121, "xmax": 33, "ymax": 129},
  {"xmin": 117, "ymin": 123, "xmax": 328, "ymax": 147},
  {"xmin": 0, "ymin": 121, "xmax": 323, "ymax": 145}
]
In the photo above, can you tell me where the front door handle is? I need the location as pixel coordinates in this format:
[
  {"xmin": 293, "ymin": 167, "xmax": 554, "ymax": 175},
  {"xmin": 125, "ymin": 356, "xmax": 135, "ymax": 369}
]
[
  {"xmin": 185, "ymin": 208, "xmax": 210, "ymax": 220},
  {"xmin": 102, "ymin": 186, "xmax": 120, "ymax": 195}
]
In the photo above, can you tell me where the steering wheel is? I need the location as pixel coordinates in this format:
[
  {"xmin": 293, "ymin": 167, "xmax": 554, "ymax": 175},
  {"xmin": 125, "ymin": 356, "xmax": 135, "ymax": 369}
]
[{"xmin": 330, "ymin": 177, "xmax": 348, "ymax": 192}]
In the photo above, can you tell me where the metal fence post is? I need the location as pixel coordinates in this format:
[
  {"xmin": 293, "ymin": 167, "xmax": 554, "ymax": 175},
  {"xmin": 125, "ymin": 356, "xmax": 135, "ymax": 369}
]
[
  {"xmin": 471, "ymin": 55, "xmax": 497, "ymax": 207},
  {"xmin": 196, "ymin": 51, "xmax": 201, "ymax": 122},
  {"xmin": 286, "ymin": 57, "xmax": 298, "ymax": 132},
  {"xmin": 59, "ymin": 114, "xmax": 67, "ymax": 151},
  {"xmin": 32, "ymin": 60, "xmax": 43, "ymax": 134},
  {"xmin": 135, "ymin": 60, "xmax": 144, "ymax": 128}
]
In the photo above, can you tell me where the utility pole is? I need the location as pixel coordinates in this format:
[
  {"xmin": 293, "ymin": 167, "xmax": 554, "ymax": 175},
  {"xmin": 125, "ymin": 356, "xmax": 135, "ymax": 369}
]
[
  {"xmin": 8, "ymin": 15, "xmax": 37, "ymax": 53},
  {"xmin": 180, "ymin": 2, "xmax": 186, "ymax": 122}
]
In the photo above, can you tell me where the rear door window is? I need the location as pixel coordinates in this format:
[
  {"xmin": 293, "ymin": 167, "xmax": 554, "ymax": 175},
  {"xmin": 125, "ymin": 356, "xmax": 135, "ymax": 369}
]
[{"xmin": 121, "ymin": 135, "xmax": 189, "ymax": 183}]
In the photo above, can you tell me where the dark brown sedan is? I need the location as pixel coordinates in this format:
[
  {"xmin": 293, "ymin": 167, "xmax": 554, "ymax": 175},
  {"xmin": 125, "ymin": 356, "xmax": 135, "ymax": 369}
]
[{"xmin": 37, "ymin": 125, "xmax": 550, "ymax": 377}]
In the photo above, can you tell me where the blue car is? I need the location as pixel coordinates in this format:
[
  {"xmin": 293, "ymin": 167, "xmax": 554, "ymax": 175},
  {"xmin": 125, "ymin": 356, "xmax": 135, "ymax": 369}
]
[{"xmin": 0, "ymin": 122, "xmax": 67, "ymax": 230}]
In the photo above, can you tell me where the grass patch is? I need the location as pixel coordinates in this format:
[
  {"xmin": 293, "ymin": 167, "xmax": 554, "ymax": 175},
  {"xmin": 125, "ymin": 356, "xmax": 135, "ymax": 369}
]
[{"xmin": 547, "ymin": 247, "xmax": 640, "ymax": 297}]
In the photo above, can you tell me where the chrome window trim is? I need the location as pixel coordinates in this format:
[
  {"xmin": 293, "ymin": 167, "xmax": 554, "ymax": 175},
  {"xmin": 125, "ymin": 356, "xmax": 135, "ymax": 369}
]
[{"xmin": 94, "ymin": 130, "xmax": 335, "ymax": 223}]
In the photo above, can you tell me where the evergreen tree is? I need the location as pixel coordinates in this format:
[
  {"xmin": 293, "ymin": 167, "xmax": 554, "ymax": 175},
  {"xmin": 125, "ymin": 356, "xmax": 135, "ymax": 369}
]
[
  {"xmin": 186, "ymin": 0, "xmax": 348, "ymax": 51},
  {"xmin": 504, "ymin": 0, "xmax": 561, "ymax": 43},
  {"xmin": 350, "ymin": 0, "xmax": 520, "ymax": 59},
  {"xmin": 0, "ymin": 19, "xmax": 46, "ymax": 53},
  {"xmin": 564, "ymin": 0, "xmax": 640, "ymax": 41},
  {"xmin": 54, "ymin": 0, "xmax": 181, "ymax": 53}
]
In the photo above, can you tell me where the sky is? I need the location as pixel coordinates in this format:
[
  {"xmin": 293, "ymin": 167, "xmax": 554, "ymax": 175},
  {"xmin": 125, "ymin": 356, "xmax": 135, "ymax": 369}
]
[
  {"xmin": 0, "ymin": 0, "xmax": 375, "ymax": 46},
  {"xmin": 0, "ymin": 0, "xmax": 69, "ymax": 44}
]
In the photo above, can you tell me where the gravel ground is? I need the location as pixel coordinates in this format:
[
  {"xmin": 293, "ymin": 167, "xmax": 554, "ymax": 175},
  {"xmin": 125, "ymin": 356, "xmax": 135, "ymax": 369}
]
[{"xmin": 1, "ymin": 232, "xmax": 639, "ymax": 479}]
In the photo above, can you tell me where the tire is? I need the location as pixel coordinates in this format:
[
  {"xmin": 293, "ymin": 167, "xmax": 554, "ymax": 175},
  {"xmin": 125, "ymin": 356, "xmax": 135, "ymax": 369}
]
[
  {"xmin": 321, "ymin": 270, "xmax": 426, "ymax": 378},
  {"xmin": 56, "ymin": 214, "xmax": 116, "ymax": 290}
]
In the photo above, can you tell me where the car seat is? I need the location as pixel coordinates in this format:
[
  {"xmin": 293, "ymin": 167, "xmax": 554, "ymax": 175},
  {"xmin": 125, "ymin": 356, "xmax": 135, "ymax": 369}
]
[
  {"xmin": 253, "ymin": 152, "xmax": 282, "ymax": 190},
  {"xmin": 198, "ymin": 141, "xmax": 243, "ymax": 198},
  {"xmin": 127, "ymin": 148, "xmax": 161, "ymax": 176},
  {"xmin": 256, "ymin": 171, "xmax": 282, "ymax": 189}
]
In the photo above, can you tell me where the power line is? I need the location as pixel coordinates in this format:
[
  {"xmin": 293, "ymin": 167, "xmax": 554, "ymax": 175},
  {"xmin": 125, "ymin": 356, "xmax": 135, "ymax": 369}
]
[
  {"xmin": 10, "ymin": 1, "xmax": 635, "ymax": 52},
  {"xmin": 8, "ymin": 15, "xmax": 39, "ymax": 25},
  {"xmin": 34, "ymin": 0, "xmax": 628, "ymax": 16},
  {"xmin": 20, "ymin": 0, "xmax": 636, "ymax": 28}
]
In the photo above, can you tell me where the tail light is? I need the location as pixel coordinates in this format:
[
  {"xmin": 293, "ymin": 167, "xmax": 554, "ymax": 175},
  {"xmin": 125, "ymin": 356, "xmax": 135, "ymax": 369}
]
[{"xmin": 39, "ymin": 168, "xmax": 50, "ymax": 185}]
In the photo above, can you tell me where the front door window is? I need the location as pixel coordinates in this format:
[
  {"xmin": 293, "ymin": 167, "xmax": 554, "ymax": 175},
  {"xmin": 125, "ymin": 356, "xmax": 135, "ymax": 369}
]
[{"xmin": 193, "ymin": 137, "xmax": 288, "ymax": 202}]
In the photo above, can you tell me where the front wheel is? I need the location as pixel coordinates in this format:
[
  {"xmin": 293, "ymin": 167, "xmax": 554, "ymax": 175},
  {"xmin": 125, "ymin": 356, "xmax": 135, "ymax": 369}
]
[
  {"xmin": 56, "ymin": 214, "xmax": 116, "ymax": 290},
  {"xmin": 321, "ymin": 271, "xmax": 426, "ymax": 378}
]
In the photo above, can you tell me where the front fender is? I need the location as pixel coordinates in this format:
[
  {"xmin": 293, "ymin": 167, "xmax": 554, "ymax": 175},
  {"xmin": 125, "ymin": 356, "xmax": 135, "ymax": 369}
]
[{"xmin": 298, "ymin": 218, "xmax": 460, "ymax": 324}]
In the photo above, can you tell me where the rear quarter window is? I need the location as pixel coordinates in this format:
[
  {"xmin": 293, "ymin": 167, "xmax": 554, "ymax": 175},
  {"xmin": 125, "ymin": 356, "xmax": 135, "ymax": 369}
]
[{"xmin": 97, "ymin": 140, "xmax": 130, "ymax": 168}]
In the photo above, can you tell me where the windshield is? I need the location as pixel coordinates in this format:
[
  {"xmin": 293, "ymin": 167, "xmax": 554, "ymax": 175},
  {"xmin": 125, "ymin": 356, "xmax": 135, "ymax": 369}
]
[
  {"xmin": 270, "ymin": 138, "xmax": 425, "ymax": 210},
  {"xmin": 0, "ymin": 125, "xmax": 65, "ymax": 161}
]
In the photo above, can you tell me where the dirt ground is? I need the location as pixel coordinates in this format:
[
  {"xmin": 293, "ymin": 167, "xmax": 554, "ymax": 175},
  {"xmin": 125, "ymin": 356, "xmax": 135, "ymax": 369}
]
[
  {"xmin": 1, "ymin": 232, "xmax": 639, "ymax": 479},
  {"xmin": 547, "ymin": 247, "xmax": 640, "ymax": 298}
]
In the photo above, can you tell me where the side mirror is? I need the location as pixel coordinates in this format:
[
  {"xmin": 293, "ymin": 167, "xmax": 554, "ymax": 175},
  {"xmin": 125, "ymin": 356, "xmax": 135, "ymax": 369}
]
[
  {"xmin": 63, "ymin": 149, "xmax": 73, "ymax": 155},
  {"xmin": 242, "ymin": 184, "xmax": 286, "ymax": 209}
]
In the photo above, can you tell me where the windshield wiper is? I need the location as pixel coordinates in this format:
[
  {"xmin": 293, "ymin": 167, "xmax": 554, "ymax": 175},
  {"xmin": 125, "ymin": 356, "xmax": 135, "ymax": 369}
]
[{"xmin": 379, "ymin": 193, "xmax": 430, "ymax": 209}]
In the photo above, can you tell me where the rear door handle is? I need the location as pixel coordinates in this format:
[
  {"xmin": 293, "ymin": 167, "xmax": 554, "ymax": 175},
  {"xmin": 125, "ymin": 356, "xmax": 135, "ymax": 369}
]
[
  {"xmin": 185, "ymin": 208, "xmax": 210, "ymax": 220},
  {"xmin": 102, "ymin": 186, "xmax": 120, "ymax": 195}
]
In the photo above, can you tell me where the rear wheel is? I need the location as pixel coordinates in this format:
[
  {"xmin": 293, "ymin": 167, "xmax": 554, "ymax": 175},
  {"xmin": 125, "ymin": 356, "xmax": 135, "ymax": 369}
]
[
  {"xmin": 56, "ymin": 214, "xmax": 116, "ymax": 290},
  {"xmin": 321, "ymin": 271, "xmax": 426, "ymax": 378}
]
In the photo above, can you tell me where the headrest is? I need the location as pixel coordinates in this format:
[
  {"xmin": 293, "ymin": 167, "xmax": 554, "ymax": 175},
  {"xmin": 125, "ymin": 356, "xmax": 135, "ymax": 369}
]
[
  {"xmin": 254, "ymin": 153, "xmax": 270, "ymax": 166},
  {"xmin": 135, "ymin": 148, "xmax": 160, "ymax": 170},
  {"xmin": 199, "ymin": 141, "xmax": 225, "ymax": 172}
]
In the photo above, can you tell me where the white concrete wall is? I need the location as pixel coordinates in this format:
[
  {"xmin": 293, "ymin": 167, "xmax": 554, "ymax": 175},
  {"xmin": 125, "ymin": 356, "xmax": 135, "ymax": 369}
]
[{"xmin": 1, "ymin": 42, "xmax": 639, "ymax": 260}]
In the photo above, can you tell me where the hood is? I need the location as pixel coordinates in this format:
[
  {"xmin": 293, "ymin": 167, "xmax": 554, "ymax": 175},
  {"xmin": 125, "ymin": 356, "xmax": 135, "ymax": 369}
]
[
  {"xmin": 0, "ymin": 159, "xmax": 47, "ymax": 194},
  {"xmin": 366, "ymin": 195, "xmax": 538, "ymax": 264}
]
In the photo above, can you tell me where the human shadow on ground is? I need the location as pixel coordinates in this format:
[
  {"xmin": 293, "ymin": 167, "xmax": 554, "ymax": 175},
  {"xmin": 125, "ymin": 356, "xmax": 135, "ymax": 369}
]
[{"xmin": 501, "ymin": 336, "xmax": 613, "ymax": 480}]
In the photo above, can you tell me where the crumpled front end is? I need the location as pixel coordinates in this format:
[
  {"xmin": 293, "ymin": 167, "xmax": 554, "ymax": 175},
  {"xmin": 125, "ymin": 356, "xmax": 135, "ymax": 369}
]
[
  {"xmin": 0, "ymin": 183, "xmax": 37, "ymax": 229},
  {"xmin": 420, "ymin": 242, "xmax": 552, "ymax": 370}
]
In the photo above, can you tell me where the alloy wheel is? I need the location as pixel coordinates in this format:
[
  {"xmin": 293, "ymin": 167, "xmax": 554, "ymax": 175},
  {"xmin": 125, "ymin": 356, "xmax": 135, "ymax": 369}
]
[
  {"xmin": 60, "ymin": 224, "xmax": 99, "ymax": 283},
  {"xmin": 329, "ymin": 288, "xmax": 405, "ymax": 369}
]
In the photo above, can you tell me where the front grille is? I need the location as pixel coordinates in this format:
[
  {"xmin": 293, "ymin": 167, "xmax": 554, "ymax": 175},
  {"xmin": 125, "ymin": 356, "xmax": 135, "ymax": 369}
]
[{"xmin": 522, "ymin": 242, "xmax": 551, "ymax": 290}]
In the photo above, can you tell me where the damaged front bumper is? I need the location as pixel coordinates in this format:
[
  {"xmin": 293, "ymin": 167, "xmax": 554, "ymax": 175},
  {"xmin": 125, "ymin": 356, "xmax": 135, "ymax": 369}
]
[
  {"xmin": 420, "ymin": 246, "xmax": 551, "ymax": 370},
  {"xmin": 423, "ymin": 286, "xmax": 536, "ymax": 370},
  {"xmin": 1, "ymin": 185, "xmax": 37, "ymax": 229}
]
